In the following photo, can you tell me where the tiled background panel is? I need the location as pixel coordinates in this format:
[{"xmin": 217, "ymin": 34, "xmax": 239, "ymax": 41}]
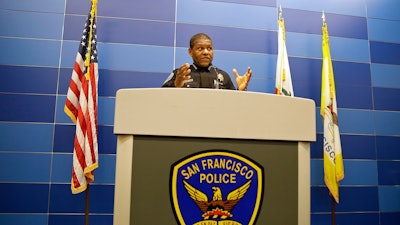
[
  {"xmin": 247, "ymin": 77, "xmax": 274, "ymax": 93},
  {"xmin": 374, "ymin": 111, "xmax": 400, "ymax": 136},
  {"xmin": 52, "ymin": 124, "xmax": 75, "ymax": 153},
  {"xmin": 98, "ymin": 70, "xmax": 170, "ymax": 95},
  {"xmin": 370, "ymin": 41, "xmax": 400, "ymax": 65},
  {"xmin": 373, "ymin": 87, "xmax": 400, "ymax": 111},
  {"xmin": 97, "ymin": 18, "xmax": 175, "ymax": 46},
  {"xmin": 55, "ymin": 96, "xmax": 116, "ymax": 125},
  {"xmin": 97, "ymin": 43, "xmax": 174, "ymax": 72},
  {"xmin": 279, "ymin": 0, "xmax": 366, "ymax": 17},
  {"xmin": 0, "ymin": 183, "xmax": 49, "ymax": 213},
  {"xmin": 378, "ymin": 161, "xmax": 400, "ymax": 185},
  {"xmin": 0, "ymin": 10, "xmax": 63, "ymax": 39},
  {"xmin": 284, "ymin": 9, "xmax": 368, "ymax": 39},
  {"xmin": 285, "ymin": 33, "xmax": 321, "ymax": 58},
  {"xmin": 336, "ymin": 84, "xmax": 373, "ymax": 109},
  {"xmin": 0, "ymin": 153, "xmax": 51, "ymax": 182},
  {"xmin": 176, "ymin": 23, "xmax": 277, "ymax": 54},
  {"xmin": 310, "ymin": 159, "xmax": 378, "ymax": 186},
  {"xmin": 63, "ymin": 15, "xmax": 175, "ymax": 46},
  {"xmin": 53, "ymin": 124, "xmax": 116, "ymax": 154},
  {"xmin": 329, "ymin": 37, "xmax": 370, "ymax": 63},
  {"xmin": 381, "ymin": 212, "xmax": 400, "ymax": 225},
  {"xmin": 0, "ymin": 94, "xmax": 56, "ymax": 123},
  {"xmin": 340, "ymin": 135, "xmax": 376, "ymax": 159},
  {"xmin": 51, "ymin": 153, "xmax": 115, "ymax": 184},
  {"xmin": 49, "ymin": 184, "xmax": 114, "ymax": 213},
  {"xmin": 371, "ymin": 64, "xmax": 400, "ymax": 88},
  {"xmin": 289, "ymin": 57, "xmax": 321, "ymax": 82},
  {"xmin": 0, "ymin": 214, "xmax": 47, "ymax": 225},
  {"xmin": 379, "ymin": 186, "xmax": 400, "ymax": 211},
  {"xmin": 316, "ymin": 109, "xmax": 375, "ymax": 135},
  {"xmin": 368, "ymin": 19, "xmax": 400, "ymax": 43},
  {"xmin": 310, "ymin": 134, "xmax": 377, "ymax": 160},
  {"xmin": 293, "ymin": 80, "xmax": 372, "ymax": 109},
  {"xmin": 0, "ymin": 38, "xmax": 61, "ymax": 67},
  {"xmin": 0, "ymin": 65, "xmax": 58, "ymax": 94},
  {"xmin": 209, "ymin": 0, "xmax": 275, "ymax": 7},
  {"xmin": 58, "ymin": 68, "xmax": 169, "ymax": 96},
  {"xmin": 48, "ymin": 215, "xmax": 113, "ymax": 225},
  {"xmin": 366, "ymin": 0, "xmax": 400, "ymax": 20},
  {"xmin": 286, "ymin": 32, "xmax": 370, "ymax": 63},
  {"xmin": 311, "ymin": 186, "xmax": 379, "ymax": 212},
  {"xmin": 376, "ymin": 136, "xmax": 400, "ymax": 160},
  {"xmin": 0, "ymin": 0, "xmax": 65, "ymax": 13},
  {"xmin": 177, "ymin": 0, "xmax": 276, "ymax": 30},
  {"xmin": 60, "ymin": 41, "xmax": 175, "ymax": 72},
  {"xmin": 290, "ymin": 80, "xmax": 319, "ymax": 101},
  {"xmin": 340, "ymin": 160, "xmax": 378, "ymax": 185},
  {"xmin": 310, "ymin": 134, "xmax": 324, "ymax": 159},
  {"xmin": 0, "ymin": 122, "xmax": 54, "ymax": 152},
  {"xmin": 67, "ymin": 0, "xmax": 176, "ymax": 21},
  {"xmin": 333, "ymin": 61, "xmax": 371, "ymax": 86},
  {"xmin": 311, "ymin": 213, "xmax": 379, "ymax": 225}
]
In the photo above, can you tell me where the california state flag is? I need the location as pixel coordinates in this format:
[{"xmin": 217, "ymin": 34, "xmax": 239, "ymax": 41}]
[
  {"xmin": 320, "ymin": 21, "xmax": 344, "ymax": 203},
  {"xmin": 275, "ymin": 17, "xmax": 294, "ymax": 97}
]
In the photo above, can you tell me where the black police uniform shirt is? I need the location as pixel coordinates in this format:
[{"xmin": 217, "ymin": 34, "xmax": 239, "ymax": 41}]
[{"xmin": 162, "ymin": 64, "xmax": 236, "ymax": 90}]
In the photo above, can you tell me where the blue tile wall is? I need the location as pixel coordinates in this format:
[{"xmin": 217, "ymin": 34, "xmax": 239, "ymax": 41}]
[
  {"xmin": 0, "ymin": 183, "xmax": 50, "ymax": 213},
  {"xmin": 0, "ymin": 94, "xmax": 56, "ymax": 122},
  {"xmin": 0, "ymin": 214, "xmax": 47, "ymax": 225},
  {"xmin": 0, "ymin": 65, "xmax": 58, "ymax": 94},
  {"xmin": 0, "ymin": 153, "xmax": 51, "ymax": 182},
  {"xmin": 0, "ymin": 0, "xmax": 399, "ymax": 225},
  {"xmin": 48, "ymin": 215, "xmax": 113, "ymax": 225},
  {"xmin": 381, "ymin": 212, "xmax": 400, "ymax": 225},
  {"xmin": 377, "ymin": 136, "xmax": 400, "ymax": 160},
  {"xmin": 370, "ymin": 41, "xmax": 400, "ymax": 65},
  {"xmin": 0, "ymin": 10, "xmax": 63, "ymax": 39},
  {"xmin": 371, "ymin": 63, "xmax": 400, "ymax": 89}
]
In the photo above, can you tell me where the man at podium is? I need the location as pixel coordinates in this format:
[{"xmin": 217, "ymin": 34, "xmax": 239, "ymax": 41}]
[{"xmin": 162, "ymin": 33, "xmax": 252, "ymax": 90}]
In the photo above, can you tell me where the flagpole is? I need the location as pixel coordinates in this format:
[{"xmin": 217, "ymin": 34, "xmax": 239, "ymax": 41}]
[
  {"xmin": 84, "ymin": 1, "xmax": 97, "ymax": 225},
  {"xmin": 331, "ymin": 194, "xmax": 336, "ymax": 225},
  {"xmin": 85, "ymin": 184, "xmax": 90, "ymax": 225},
  {"xmin": 323, "ymin": 10, "xmax": 336, "ymax": 225}
]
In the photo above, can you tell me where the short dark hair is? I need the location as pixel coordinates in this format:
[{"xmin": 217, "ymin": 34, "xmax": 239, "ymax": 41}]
[{"xmin": 189, "ymin": 33, "xmax": 212, "ymax": 49}]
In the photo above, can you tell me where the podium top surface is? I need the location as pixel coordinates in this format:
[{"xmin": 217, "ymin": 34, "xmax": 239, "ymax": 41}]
[{"xmin": 114, "ymin": 88, "xmax": 316, "ymax": 142}]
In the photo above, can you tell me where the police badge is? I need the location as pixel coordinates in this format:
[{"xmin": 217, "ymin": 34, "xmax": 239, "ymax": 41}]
[{"xmin": 170, "ymin": 150, "xmax": 264, "ymax": 225}]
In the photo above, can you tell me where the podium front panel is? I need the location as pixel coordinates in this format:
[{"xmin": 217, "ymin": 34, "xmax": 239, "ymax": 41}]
[{"xmin": 126, "ymin": 135, "xmax": 300, "ymax": 225}]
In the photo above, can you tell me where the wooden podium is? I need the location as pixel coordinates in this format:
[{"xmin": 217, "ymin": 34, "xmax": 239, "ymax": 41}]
[{"xmin": 113, "ymin": 88, "xmax": 315, "ymax": 225}]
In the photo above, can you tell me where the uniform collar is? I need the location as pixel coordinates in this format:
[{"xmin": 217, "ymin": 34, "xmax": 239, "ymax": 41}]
[{"xmin": 192, "ymin": 63, "xmax": 214, "ymax": 71}]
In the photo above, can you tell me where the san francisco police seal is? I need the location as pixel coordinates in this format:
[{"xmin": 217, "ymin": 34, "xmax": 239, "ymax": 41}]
[{"xmin": 170, "ymin": 150, "xmax": 264, "ymax": 225}]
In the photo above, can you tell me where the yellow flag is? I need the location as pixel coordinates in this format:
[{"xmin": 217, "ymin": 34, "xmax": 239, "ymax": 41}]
[{"xmin": 320, "ymin": 21, "xmax": 344, "ymax": 203}]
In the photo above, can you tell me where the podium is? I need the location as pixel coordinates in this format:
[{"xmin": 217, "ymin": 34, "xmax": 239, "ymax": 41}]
[{"xmin": 113, "ymin": 88, "xmax": 315, "ymax": 225}]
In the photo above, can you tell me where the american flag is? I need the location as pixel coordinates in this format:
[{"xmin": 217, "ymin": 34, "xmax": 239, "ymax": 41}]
[{"xmin": 64, "ymin": 3, "xmax": 99, "ymax": 194}]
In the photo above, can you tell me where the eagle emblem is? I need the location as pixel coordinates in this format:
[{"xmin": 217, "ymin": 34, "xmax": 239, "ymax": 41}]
[{"xmin": 183, "ymin": 180, "xmax": 252, "ymax": 220}]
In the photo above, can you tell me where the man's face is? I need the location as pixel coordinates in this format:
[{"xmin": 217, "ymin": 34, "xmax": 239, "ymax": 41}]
[{"xmin": 188, "ymin": 38, "xmax": 214, "ymax": 67}]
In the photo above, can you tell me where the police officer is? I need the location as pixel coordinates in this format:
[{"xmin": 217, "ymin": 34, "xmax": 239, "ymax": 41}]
[{"xmin": 162, "ymin": 33, "xmax": 252, "ymax": 90}]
